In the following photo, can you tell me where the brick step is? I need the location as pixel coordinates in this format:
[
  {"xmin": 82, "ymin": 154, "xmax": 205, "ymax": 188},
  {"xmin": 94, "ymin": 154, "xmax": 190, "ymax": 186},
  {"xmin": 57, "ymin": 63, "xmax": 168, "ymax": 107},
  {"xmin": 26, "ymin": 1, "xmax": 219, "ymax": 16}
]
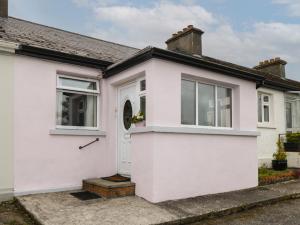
[{"xmin": 83, "ymin": 178, "xmax": 135, "ymax": 198}]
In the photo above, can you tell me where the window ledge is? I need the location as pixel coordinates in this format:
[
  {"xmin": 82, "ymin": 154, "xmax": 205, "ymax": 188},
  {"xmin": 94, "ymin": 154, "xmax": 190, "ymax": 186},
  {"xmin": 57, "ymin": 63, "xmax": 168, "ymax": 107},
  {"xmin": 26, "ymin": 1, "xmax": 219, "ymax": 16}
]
[
  {"xmin": 130, "ymin": 126, "xmax": 260, "ymax": 137},
  {"xmin": 257, "ymin": 124, "xmax": 276, "ymax": 129},
  {"xmin": 49, "ymin": 129, "xmax": 106, "ymax": 136}
]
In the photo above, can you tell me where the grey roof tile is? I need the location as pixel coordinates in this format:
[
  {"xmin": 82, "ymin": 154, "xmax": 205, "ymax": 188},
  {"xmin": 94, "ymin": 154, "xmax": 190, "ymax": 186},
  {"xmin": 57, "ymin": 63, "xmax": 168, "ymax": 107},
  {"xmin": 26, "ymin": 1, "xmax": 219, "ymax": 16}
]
[{"xmin": 0, "ymin": 17, "xmax": 139, "ymax": 63}]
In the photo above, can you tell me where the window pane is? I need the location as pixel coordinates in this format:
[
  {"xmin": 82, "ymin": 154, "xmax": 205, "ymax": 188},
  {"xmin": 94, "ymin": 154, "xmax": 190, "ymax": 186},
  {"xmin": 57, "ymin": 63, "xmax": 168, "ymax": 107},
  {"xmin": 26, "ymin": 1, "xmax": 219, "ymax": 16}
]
[
  {"xmin": 264, "ymin": 105, "xmax": 270, "ymax": 122},
  {"xmin": 56, "ymin": 92, "xmax": 97, "ymax": 127},
  {"xmin": 140, "ymin": 80, "xmax": 146, "ymax": 91},
  {"xmin": 140, "ymin": 96, "xmax": 146, "ymax": 119},
  {"xmin": 263, "ymin": 96, "xmax": 269, "ymax": 103},
  {"xmin": 181, "ymin": 80, "xmax": 196, "ymax": 125},
  {"xmin": 258, "ymin": 94, "xmax": 262, "ymax": 123},
  {"xmin": 198, "ymin": 83, "xmax": 215, "ymax": 126},
  {"xmin": 286, "ymin": 102, "xmax": 292, "ymax": 128},
  {"xmin": 217, "ymin": 87, "xmax": 232, "ymax": 127},
  {"xmin": 59, "ymin": 77, "xmax": 97, "ymax": 90}
]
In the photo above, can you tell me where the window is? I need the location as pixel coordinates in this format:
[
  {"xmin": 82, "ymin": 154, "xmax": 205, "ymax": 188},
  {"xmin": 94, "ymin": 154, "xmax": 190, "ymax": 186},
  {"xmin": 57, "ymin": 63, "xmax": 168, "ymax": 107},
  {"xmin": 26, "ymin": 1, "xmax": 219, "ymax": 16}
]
[
  {"xmin": 258, "ymin": 93, "xmax": 271, "ymax": 124},
  {"xmin": 56, "ymin": 76, "xmax": 99, "ymax": 129},
  {"xmin": 181, "ymin": 79, "xmax": 232, "ymax": 128},
  {"xmin": 286, "ymin": 102, "xmax": 293, "ymax": 129},
  {"xmin": 139, "ymin": 79, "xmax": 146, "ymax": 118}
]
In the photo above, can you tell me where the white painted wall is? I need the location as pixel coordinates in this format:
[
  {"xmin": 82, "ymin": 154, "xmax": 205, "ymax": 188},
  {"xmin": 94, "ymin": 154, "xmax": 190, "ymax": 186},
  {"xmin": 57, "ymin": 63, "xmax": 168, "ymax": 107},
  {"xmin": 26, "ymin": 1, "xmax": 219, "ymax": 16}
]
[
  {"xmin": 257, "ymin": 87, "xmax": 286, "ymax": 167},
  {"xmin": 0, "ymin": 51, "xmax": 14, "ymax": 202}
]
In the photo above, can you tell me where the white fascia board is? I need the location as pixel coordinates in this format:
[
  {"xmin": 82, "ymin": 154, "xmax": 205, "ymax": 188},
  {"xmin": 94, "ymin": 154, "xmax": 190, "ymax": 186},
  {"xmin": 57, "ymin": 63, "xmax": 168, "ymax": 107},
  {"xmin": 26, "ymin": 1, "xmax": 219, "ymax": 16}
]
[{"xmin": 0, "ymin": 40, "xmax": 19, "ymax": 53}]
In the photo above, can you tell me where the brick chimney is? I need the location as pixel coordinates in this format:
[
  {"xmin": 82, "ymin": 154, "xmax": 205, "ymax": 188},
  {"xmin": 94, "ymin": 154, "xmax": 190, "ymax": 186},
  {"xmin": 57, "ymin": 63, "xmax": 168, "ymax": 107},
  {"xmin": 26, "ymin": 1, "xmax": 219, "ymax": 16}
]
[
  {"xmin": 254, "ymin": 57, "xmax": 287, "ymax": 78},
  {"xmin": 0, "ymin": 0, "xmax": 8, "ymax": 17},
  {"xmin": 166, "ymin": 25, "xmax": 204, "ymax": 56}
]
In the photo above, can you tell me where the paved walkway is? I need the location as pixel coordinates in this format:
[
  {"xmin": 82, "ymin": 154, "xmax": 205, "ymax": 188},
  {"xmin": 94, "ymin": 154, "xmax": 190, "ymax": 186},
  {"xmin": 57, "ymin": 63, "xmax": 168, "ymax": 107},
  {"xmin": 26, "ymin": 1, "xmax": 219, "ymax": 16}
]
[
  {"xmin": 17, "ymin": 180, "xmax": 300, "ymax": 225},
  {"xmin": 192, "ymin": 198, "xmax": 300, "ymax": 225}
]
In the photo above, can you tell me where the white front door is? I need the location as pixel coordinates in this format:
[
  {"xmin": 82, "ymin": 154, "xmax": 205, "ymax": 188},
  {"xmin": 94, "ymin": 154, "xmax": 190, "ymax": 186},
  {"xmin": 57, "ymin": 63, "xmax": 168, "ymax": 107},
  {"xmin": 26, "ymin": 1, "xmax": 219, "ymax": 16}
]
[{"xmin": 117, "ymin": 83, "xmax": 137, "ymax": 176}]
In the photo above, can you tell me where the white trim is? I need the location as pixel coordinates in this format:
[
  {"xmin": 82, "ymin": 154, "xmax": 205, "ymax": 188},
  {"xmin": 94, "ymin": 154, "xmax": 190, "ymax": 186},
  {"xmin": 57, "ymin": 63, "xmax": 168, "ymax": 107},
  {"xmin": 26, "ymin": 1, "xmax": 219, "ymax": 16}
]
[
  {"xmin": 56, "ymin": 70, "xmax": 102, "ymax": 80},
  {"xmin": 257, "ymin": 92, "xmax": 273, "ymax": 126},
  {"xmin": 181, "ymin": 78, "xmax": 233, "ymax": 128},
  {"xmin": 49, "ymin": 129, "xmax": 106, "ymax": 136},
  {"xmin": 130, "ymin": 126, "xmax": 260, "ymax": 137},
  {"xmin": 0, "ymin": 40, "xmax": 19, "ymax": 53},
  {"xmin": 15, "ymin": 185, "xmax": 82, "ymax": 196},
  {"xmin": 55, "ymin": 74, "xmax": 100, "ymax": 130}
]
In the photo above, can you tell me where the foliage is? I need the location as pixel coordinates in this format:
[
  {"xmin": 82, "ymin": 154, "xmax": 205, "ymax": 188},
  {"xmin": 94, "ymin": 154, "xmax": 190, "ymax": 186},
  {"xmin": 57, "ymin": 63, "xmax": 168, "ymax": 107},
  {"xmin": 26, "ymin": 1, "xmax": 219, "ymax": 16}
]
[
  {"xmin": 258, "ymin": 168, "xmax": 297, "ymax": 186},
  {"xmin": 131, "ymin": 111, "xmax": 145, "ymax": 123},
  {"xmin": 286, "ymin": 132, "xmax": 300, "ymax": 143},
  {"xmin": 273, "ymin": 138, "xmax": 287, "ymax": 161}
]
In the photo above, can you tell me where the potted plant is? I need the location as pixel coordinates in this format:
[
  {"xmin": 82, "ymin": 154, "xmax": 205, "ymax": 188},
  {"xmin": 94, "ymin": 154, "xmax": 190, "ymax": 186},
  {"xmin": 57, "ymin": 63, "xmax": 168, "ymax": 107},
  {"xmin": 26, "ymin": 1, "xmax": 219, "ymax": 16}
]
[
  {"xmin": 131, "ymin": 111, "xmax": 145, "ymax": 127},
  {"xmin": 272, "ymin": 138, "xmax": 287, "ymax": 171},
  {"xmin": 284, "ymin": 132, "xmax": 300, "ymax": 152}
]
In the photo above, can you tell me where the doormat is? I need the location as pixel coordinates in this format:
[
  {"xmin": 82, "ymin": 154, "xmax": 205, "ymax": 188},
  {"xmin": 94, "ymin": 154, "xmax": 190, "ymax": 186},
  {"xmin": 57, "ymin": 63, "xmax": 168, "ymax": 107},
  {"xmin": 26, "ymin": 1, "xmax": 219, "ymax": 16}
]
[
  {"xmin": 102, "ymin": 174, "xmax": 131, "ymax": 182},
  {"xmin": 70, "ymin": 191, "xmax": 101, "ymax": 201}
]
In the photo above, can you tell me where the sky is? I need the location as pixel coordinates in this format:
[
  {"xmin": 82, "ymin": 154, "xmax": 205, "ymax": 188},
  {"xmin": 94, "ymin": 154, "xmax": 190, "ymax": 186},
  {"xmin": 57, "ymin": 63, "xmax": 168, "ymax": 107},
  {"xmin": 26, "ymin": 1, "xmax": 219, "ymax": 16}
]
[{"xmin": 8, "ymin": 0, "xmax": 300, "ymax": 81}]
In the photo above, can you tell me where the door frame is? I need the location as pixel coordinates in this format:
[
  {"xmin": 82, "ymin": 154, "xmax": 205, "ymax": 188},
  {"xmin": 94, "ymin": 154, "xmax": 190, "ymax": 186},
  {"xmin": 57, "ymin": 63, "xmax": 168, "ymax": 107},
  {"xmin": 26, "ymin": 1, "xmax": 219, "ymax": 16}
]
[{"xmin": 116, "ymin": 81, "xmax": 138, "ymax": 176}]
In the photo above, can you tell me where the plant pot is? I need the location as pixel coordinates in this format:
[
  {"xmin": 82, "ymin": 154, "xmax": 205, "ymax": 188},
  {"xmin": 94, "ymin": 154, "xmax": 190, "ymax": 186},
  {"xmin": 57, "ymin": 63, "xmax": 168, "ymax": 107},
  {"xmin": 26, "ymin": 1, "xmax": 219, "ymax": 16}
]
[
  {"xmin": 284, "ymin": 142, "xmax": 300, "ymax": 152},
  {"xmin": 272, "ymin": 160, "xmax": 287, "ymax": 171},
  {"xmin": 134, "ymin": 121, "xmax": 145, "ymax": 127}
]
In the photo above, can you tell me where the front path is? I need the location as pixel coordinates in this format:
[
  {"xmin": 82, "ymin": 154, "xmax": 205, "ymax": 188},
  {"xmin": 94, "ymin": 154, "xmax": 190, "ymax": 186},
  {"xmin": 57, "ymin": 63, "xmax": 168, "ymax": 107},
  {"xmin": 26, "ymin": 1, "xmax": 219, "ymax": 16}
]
[{"xmin": 17, "ymin": 180, "xmax": 300, "ymax": 225}]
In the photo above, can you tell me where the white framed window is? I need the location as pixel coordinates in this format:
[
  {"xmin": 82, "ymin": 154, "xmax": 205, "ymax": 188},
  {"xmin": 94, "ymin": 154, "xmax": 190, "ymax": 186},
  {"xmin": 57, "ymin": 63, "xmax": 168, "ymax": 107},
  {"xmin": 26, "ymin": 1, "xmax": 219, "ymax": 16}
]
[
  {"xmin": 139, "ymin": 79, "xmax": 146, "ymax": 118},
  {"xmin": 286, "ymin": 102, "xmax": 293, "ymax": 129},
  {"xmin": 181, "ymin": 79, "xmax": 232, "ymax": 128},
  {"xmin": 258, "ymin": 93, "xmax": 272, "ymax": 125},
  {"xmin": 56, "ymin": 75, "xmax": 100, "ymax": 130}
]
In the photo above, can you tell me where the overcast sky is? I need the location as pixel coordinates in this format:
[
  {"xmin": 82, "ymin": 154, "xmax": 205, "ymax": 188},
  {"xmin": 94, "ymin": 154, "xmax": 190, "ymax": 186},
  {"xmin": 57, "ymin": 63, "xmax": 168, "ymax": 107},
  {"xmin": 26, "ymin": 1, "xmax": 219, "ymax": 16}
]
[{"xmin": 9, "ymin": 0, "xmax": 300, "ymax": 81}]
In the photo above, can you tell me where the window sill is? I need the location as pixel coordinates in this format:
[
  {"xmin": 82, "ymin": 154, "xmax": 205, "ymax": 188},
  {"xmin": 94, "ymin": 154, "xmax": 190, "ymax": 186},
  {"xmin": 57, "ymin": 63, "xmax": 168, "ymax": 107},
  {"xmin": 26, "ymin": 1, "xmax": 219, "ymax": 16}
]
[
  {"xmin": 130, "ymin": 126, "xmax": 260, "ymax": 137},
  {"xmin": 257, "ymin": 124, "xmax": 276, "ymax": 129},
  {"xmin": 49, "ymin": 129, "xmax": 106, "ymax": 136}
]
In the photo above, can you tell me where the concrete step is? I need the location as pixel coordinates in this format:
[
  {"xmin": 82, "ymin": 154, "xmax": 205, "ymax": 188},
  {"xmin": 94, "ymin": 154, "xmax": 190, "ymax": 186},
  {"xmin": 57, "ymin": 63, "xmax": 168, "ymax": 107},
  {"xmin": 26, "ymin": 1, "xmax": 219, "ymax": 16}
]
[{"xmin": 83, "ymin": 178, "xmax": 135, "ymax": 198}]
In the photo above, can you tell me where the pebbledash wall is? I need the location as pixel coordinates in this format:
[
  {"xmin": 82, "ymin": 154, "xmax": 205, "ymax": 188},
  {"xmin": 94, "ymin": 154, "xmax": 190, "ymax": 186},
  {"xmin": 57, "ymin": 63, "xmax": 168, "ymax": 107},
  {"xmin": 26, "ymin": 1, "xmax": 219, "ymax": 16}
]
[
  {"xmin": 13, "ymin": 55, "xmax": 113, "ymax": 195},
  {"xmin": 257, "ymin": 87, "xmax": 286, "ymax": 167},
  {"xmin": 123, "ymin": 58, "xmax": 259, "ymax": 203}
]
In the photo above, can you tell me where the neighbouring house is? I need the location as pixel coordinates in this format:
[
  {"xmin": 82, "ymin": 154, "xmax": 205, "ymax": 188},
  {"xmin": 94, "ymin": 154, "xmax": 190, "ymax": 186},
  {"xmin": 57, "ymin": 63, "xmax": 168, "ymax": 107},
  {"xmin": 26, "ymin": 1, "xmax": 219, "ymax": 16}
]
[
  {"xmin": 254, "ymin": 59, "xmax": 300, "ymax": 168},
  {"xmin": 0, "ymin": 1, "xmax": 300, "ymax": 203}
]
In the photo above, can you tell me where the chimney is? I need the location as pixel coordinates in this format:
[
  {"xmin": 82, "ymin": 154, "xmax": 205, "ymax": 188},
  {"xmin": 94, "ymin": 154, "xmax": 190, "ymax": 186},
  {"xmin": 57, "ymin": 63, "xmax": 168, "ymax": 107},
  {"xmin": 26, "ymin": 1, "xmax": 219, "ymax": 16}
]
[
  {"xmin": 166, "ymin": 25, "xmax": 204, "ymax": 56},
  {"xmin": 0, "ymin": 0, "xmax": 8, "ymax": 17},
  {"xmin": 254, "ymin": 57, "xmax": 287, "ymax": 78}
]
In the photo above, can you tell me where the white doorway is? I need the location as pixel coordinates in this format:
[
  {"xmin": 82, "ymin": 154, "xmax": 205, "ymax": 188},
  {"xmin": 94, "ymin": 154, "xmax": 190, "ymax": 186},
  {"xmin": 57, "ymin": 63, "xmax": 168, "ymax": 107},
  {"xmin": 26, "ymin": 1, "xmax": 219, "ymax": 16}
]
[{"xmin": 117, "ymin": 82, "xmax": 137, "ymax": 176}]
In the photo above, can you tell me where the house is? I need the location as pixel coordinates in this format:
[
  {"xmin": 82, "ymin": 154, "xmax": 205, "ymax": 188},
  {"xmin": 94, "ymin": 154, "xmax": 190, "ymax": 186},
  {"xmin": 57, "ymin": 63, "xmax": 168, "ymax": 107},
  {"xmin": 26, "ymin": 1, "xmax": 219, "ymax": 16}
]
[
  {"xmin": 253, "ymin": 59, "xmax": 300, "ymax": 167},
  {"xmin": 0, "ymin": 1, "xmax": 300, "ymax": 203}
]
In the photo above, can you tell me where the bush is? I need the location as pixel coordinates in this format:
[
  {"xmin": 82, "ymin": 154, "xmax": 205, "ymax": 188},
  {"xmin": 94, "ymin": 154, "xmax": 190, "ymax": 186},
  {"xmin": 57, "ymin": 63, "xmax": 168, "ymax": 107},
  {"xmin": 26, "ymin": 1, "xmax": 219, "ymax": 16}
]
[
  {"xmin": 286, "ymin": 132, "xmax": 300, "ymax": 143},
  {"xmin": 273, "ymin": 138, "xmax": 287, "ymax": 160}
]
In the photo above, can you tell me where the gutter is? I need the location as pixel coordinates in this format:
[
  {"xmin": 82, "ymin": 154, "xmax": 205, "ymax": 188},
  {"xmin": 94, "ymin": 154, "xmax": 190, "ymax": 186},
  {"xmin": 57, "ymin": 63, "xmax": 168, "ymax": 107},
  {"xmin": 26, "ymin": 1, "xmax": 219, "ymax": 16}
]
[
  {"xmin": 104, "ymin": 47, "xmax": 265, "ymax": 83},
  {"xmin": 15, "ymin": 45, "xmax": 113, "ymax": 69}
]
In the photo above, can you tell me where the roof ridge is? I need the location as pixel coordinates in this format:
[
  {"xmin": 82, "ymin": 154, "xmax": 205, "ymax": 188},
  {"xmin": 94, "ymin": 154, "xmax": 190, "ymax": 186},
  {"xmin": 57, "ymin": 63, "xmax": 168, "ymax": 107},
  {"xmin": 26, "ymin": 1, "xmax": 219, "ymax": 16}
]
[{"xmin": 7, "ymin": 16, "xmax": 140, "ymax": 50}]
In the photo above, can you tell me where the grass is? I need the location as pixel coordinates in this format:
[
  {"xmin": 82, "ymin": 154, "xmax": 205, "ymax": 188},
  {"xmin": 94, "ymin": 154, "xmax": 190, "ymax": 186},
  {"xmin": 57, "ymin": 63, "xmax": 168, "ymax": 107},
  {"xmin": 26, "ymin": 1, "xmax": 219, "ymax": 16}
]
[
  {"xmin": 258, "ymin": 168, "xmax": 298, "ymax": 186},
  {"xmin": 0, "ymin": 199, "xmax": 39, "ymax": 225}
]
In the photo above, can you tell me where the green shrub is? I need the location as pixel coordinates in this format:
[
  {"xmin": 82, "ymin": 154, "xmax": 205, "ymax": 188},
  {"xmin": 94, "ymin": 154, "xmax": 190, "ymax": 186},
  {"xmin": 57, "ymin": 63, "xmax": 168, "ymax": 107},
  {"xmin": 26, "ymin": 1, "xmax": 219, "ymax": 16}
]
[
  {"xmin": 273, "ymin": 138, "xmax": 287, "ymax": 160},
  {"xmin": 286, "ymin": 132, "xmax": 300, "ymax": 143}
]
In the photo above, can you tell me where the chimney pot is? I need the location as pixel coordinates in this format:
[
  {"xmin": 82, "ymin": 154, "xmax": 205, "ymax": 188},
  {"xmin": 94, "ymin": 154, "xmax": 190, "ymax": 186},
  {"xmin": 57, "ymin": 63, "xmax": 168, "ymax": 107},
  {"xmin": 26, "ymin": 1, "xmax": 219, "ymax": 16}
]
[
  {"xmin": 187, "ymin": 25, "xmax": 193, "ymax": 28},
  {"xmin": 0, "ymin": 0, "xmax": 8, "ymax": 17}
]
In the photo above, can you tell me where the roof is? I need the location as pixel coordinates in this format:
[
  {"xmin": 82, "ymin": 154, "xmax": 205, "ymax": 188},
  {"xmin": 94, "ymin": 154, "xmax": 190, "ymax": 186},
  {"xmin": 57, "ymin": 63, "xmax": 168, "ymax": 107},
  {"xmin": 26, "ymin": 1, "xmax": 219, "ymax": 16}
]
[
  {"xmin": 0, "ymin": 16, "xmax": 299, "ymax": 91},
  {"xmin": 0, "ymin": 17, "xmax": 139, "ymax": 63},
  {"xmin": 105, "ymin": 46, "xmax": 300, "ymax": 91}
]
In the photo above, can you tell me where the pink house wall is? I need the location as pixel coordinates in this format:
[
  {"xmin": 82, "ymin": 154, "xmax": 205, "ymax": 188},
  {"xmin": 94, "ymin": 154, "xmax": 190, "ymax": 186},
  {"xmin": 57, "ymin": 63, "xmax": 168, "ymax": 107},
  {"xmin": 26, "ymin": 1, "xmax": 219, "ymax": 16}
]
[
  {"xmin": 131, "ymin": 59, "xmax": 259, "ymax": 202},
  {"xmin": 13, "ymin": 56, "xmax": 114, "ymax": 194}
]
